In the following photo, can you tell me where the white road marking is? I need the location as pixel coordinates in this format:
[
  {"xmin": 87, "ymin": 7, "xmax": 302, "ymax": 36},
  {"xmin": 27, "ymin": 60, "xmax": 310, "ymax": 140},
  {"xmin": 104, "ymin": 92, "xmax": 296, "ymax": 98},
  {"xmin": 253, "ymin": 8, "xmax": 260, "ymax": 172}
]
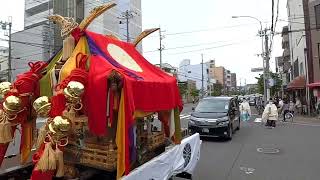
[
  {"xmin": 180, "ymin": 114, "xmax": 191, "ymax": 119},
  {"xmin": 254, "ymin": 118, "xmax": 262, "ymax": 122},
  {"xmin": 240, "ymin": 166, "xmax": 255, "ymax": 174}
]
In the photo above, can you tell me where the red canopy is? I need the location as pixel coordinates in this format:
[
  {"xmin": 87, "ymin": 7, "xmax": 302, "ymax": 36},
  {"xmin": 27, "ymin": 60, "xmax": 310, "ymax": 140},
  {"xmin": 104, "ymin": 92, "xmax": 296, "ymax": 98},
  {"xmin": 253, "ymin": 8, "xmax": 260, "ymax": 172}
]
[
  {"xmin": 287, "ymin": 76, "xmax": 306, "ymax": 90},
  {"xmin": 307, "ymin": 81, "xmax": 320, "ymax": 88},
  {"xmin": 83, "ymin": 30, "xmax": 183, "ymax": 135}
]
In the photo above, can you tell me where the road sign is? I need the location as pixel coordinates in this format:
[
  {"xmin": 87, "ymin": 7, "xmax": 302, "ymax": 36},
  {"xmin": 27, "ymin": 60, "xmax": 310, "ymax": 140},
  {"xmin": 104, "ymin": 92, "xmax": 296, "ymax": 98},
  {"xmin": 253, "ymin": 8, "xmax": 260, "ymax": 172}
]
[{"xmin": 251, "ymin": 67, "xmax": 264, "ymax": 72}]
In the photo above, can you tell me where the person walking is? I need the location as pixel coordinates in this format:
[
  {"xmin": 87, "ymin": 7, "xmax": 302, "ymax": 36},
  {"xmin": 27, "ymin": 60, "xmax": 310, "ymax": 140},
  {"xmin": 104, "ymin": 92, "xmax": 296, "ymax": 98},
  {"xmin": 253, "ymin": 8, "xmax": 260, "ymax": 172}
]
[
  {"xmin": 295, "ymin": 97, "xmax": 302, "ymax": 115},
  {"xmin": 240, "ymin": 98, "xmax": 251, "ymax": 121},
  {"xmin": 282, "ymin": 99, "xmax": 289, "ymax": 121},
  {"xmin": 262, "ymin": 98, "xmax": 278, "ymax": 128},
  {"xmin": 289, "ymin": 100, "xmax": 295, "ymax": 114}
]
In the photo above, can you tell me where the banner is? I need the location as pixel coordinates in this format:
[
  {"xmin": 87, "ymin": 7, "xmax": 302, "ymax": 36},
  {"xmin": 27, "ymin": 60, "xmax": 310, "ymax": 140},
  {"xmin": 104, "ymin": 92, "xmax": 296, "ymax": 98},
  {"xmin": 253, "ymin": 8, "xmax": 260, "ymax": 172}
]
[{"xmin": 122, "ymin": 133, "xmax": 202, "ymax": 180}]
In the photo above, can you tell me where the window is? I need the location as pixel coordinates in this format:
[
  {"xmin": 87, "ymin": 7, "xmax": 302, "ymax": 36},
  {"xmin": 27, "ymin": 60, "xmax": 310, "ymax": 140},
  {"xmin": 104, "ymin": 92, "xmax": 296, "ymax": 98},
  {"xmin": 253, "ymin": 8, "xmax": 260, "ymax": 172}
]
[
  {"xmin": 188, "ymin": 71, "xmax": 191, "ymax": 73},
  {"xmin": 315, "ymin": 4, "xmax": 320, "ymax": 29},
  {"xmin": 210, "ymin": 64, "xmax": 214, "ymax": 68}
]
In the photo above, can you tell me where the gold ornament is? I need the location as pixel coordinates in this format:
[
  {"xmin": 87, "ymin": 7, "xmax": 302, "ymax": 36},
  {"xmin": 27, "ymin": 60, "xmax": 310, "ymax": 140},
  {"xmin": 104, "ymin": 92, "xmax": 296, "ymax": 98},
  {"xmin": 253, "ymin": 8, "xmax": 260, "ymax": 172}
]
[
  {"xmin": 66, "ymin": 81, "xmax": 84, "ymax": 97},
  {"xmin": 49, "ymin": 116, "xmax": 71, "ymax": 138},
  {"xmin": 0, "ymin": 82, "xmax": 12, "ymax": 100},
  {"xmin": 33, "ymin": 96, "xmax": 51, "ymax": 117},
  {"xmin": 63, "ymin": 81, "xmax": 84, "ymax": 104},
  {"xmin": 3, "ymin": 95, "xmax": 22, "ymax": 115},
  {"xmin": 48, "ymin": 15, "xmax": 78, "ymax": 39}
]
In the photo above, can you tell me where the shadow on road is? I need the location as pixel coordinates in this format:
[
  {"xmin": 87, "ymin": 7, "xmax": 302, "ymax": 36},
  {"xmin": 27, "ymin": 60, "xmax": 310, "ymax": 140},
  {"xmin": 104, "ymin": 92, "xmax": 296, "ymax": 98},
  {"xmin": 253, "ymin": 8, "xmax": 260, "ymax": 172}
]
[{"xmin": 200, "ymin": 136, "xmax": 230, "ymax": 143}]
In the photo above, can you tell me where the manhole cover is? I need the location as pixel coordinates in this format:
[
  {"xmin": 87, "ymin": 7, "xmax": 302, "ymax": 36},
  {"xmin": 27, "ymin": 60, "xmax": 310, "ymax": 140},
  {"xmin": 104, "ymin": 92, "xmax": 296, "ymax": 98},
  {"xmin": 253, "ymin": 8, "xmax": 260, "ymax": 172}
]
[{"xmin": 257, "ymin": 147, "xmax": 280, "ymax": 154}]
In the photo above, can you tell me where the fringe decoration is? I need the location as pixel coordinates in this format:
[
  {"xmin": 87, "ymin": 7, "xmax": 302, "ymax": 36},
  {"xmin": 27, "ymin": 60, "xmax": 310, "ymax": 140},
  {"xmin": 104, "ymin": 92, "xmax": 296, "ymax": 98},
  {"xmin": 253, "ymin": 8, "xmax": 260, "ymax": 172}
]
[{"xmin": 36, "ymin": 142, "xmax": 57, "ymax": 171}]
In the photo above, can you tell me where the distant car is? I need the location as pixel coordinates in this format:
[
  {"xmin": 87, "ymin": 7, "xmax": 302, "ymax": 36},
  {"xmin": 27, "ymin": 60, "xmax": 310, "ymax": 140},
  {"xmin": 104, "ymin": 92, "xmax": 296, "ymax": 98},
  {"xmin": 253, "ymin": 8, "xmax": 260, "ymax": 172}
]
[
  {"xmin": 249, "ymin": 97, "xmax": 256, "ymax": 106},
  {"xmin": 188, "ymin": 96, "xmax": 240, "ymax": 140}
]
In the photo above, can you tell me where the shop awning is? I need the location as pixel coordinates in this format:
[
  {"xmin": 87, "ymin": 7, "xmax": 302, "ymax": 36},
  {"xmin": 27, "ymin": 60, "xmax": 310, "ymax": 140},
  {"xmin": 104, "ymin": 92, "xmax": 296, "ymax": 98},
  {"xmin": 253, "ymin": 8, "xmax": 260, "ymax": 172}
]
[
  {"xmin": 287, "ymin": 75, "xmax": 306, "ymax": 89},
  {"xmin": 307, "ymin": 81, "xmax": 320, "ymax": 88}
]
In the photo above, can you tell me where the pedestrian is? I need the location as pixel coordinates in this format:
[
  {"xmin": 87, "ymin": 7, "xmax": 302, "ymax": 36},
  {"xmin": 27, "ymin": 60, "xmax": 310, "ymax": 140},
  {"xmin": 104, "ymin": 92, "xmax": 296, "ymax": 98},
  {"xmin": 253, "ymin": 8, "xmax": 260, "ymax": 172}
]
[
  {"xmin": 262, "ymin": 98, "xmax": 278, "ymax": 128},
  {"xmin": 192, "ymin": 97, "xmax": 195, "ymax": 104},
  {"xmin": 282, "ymin": 99, "xmax": 289, "ymax": 121},
  {"xmin": 240, "ymin": 98, "xmax": 251, "ymax": 121},
  {"xmin": 278, "ymin": 98, "xmax": 284, "ymax": 113},
  {"xmin": 289, "ymin": 100, "xmax": 295, "ymax": 114},
  {"xmin": 295, "ymin": 97, "xmax": 302, "ymax": 115}
]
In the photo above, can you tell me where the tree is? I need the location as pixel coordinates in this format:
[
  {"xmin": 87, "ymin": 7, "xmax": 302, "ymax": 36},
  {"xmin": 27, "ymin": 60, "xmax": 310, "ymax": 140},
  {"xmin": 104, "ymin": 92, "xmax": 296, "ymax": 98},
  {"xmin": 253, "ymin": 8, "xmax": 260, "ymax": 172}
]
[
  {"xmin": 255, "ymin": 72, "xmax": 282, "ymax": 97},
  {"xmin": 212, "ymin": 83, "xmax": 223, "ymax": 96},
  {"xmin": 190, "ymin": 88, "xmax": 200, "ymax": 98},
  {"xmin": 178, "ymin": 82, "xmax": 188, "ymax": 98}
]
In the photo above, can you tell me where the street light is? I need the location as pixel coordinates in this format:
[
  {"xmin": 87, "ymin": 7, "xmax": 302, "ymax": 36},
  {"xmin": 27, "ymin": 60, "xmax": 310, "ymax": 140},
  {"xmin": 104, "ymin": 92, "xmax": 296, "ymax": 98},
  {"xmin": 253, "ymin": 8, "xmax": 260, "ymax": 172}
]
[{"xmin": 232, "ymin": 15, "xmax": 267, "ymax": 102}]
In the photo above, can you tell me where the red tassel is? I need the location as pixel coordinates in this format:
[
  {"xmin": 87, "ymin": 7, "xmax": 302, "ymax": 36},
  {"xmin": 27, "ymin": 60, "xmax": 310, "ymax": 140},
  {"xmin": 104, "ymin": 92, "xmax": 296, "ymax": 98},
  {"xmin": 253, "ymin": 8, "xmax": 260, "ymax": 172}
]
[{"xmin": 49, "ymin": 94, "xmax": 66, "ymax": 117}]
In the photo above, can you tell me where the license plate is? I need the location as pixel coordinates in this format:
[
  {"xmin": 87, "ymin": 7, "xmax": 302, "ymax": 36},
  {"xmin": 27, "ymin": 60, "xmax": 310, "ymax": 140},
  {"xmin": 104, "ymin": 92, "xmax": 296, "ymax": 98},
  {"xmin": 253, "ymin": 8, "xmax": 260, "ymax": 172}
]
[{"xmin": 202, "ymin": 128, "xmax": 209, "ymax": 133}]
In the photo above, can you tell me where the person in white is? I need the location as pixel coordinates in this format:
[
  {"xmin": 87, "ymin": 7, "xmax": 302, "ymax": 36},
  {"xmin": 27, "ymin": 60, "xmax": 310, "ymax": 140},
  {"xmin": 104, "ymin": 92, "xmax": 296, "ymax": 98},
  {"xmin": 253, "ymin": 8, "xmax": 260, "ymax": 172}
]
[
  {"xmin": 262, "ymin": 99, "xmax": 278, "ymax": 128},
  {"xmin": 295, "ymin": 97, "xmax": 302, "ymax": 115},
  {"xmin": 240, "ymin": 98, "xmax": 251, "ymax": 121}
]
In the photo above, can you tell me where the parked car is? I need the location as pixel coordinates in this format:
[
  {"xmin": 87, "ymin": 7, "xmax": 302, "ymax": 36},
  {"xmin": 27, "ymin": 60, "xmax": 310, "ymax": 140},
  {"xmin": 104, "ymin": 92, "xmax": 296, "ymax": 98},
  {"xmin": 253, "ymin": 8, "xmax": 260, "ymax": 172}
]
[{"xmin": 188, "ymin": 96, "xmax": 240, "ymax": 140}]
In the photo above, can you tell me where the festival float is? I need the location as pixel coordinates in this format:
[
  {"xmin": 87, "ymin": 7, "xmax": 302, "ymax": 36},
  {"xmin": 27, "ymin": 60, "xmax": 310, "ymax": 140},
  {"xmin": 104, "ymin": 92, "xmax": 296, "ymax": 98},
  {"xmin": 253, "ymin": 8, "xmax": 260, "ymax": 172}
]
[{"xmin": 0, "ymin": 2, "xmax": 201, "ymax": 180}]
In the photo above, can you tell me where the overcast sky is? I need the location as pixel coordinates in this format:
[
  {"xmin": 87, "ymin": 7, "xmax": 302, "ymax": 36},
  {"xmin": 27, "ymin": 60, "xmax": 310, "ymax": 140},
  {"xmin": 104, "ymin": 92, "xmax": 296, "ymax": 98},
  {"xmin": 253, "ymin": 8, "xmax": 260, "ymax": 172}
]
[{"xmin": 0, "ymin": 0, "xmax": 288, "ymax": 85}]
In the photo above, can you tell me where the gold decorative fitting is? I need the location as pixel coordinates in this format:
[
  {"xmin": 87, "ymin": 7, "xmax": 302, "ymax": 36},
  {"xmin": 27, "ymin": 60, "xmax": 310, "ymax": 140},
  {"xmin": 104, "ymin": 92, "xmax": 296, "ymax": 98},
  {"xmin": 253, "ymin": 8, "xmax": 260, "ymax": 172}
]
[
  {"xmin": 79, "ymin": 2, "xmax": 116, "ymax": 30},
  {"xmin": 3, "ymin": 95, "xmax": 22, "ymax": 115},
  {"xmin": 133, "ymin": 28, "xmax": 160, "ymax": 47},
  {"xmin": 33, "ymin": 96, "xmax": 51, "ymax": 117},
  {"xmin": 63, "ymin": 81, "xmax": 84, "ymax": 105},
  {"xmin": 66, "ymin": 81, "xmax": 84, "ymax": 97},
  {"xmin": 48, "ymin": 116, "xmax": 71, "ymax": 136},
  {"xmin": 48, "ymin": 15, "xmax": 78, "ymax": 39},
  {"xmin": 0, "ymin": 82, "xmax": 12, "ymax": 101}
]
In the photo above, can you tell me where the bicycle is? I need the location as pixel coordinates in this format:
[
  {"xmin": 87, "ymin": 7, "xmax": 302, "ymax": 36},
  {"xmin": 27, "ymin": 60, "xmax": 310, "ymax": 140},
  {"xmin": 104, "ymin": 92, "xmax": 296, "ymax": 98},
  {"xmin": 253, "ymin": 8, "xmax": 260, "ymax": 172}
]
[
  {"xmin": 283, "ymin": 111, "xmax": 294, "ymax": 123},
  {"xmin": 256, "ymin": 104, "xmax": 264, "ymax": 115}
]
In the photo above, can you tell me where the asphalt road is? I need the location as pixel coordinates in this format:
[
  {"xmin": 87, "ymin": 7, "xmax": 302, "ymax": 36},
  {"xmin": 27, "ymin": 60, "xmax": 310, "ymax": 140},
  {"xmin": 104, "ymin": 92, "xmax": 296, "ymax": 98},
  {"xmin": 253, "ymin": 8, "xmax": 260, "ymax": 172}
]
[{"xmin": 179, "ymin": 105, "xmax": 320, "ymax": 180}]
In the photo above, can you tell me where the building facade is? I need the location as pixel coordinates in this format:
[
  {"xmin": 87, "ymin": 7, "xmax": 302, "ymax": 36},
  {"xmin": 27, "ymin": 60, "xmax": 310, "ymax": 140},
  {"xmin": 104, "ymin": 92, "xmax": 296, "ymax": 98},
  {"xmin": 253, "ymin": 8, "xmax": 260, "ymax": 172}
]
[
  {"xmin": 231, "ymin": 73, "xmax": 237, "ymax": 91},
  {"xmin": 287, "ymin": 0, "xmax": 307, "ymax": 80},
  {"xmin": 225, "ymin": 69, "xmax": 231, "ymax": 90},
  {"xmin": 178, "ymin": 59, "xmax": 209, "ymax": 93},
  {"xmin": 0, "ymin": 46, "xmax": 9, "ymax": 81},
  {"xmin": 207, "ymin": 59, "xmax": 215, "ymax": 79},
  {"xmin": 213, "ymin": 66, "xmax": 225, "ymax": 87},
  {"xmin": 12, "ymin": 0, "xmax": 142, "ymax": 81}
]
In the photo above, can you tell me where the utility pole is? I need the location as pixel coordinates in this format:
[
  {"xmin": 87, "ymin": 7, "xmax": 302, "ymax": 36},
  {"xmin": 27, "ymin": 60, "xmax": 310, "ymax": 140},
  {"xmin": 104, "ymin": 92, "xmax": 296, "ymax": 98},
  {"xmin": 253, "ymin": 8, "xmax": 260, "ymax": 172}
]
[
  {"xmin": 264, "ymin": 28, "xmax": 271, "ymax": 100},
  {"xmin": 0, "ymin": 19, "xmax": 12, "ymax": 82},
  {"xmin": 159, "ymin": 29, "xmax": 165, "ymax": 68},
  {"xmin": 201, "ymin": 54, "xmax": 204, "ymax": 98},
  {"xmin": 119, "ymin": 10, "xmax": 136, "ymax": 42}
]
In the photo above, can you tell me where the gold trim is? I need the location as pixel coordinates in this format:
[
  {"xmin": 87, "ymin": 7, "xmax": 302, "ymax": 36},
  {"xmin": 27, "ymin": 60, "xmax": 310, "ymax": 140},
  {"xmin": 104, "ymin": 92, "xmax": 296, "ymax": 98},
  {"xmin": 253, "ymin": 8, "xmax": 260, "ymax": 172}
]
[
  {"xmin": 79, "ymin": 2, "xmax": 117, "ymax": 30},
  {"xmin": 133, "ymin": 28, "xmax": 160, "ymax": 47},
  {"xmin": 48, "ymin": 15, "xmax": 78, "ymax": 39}
]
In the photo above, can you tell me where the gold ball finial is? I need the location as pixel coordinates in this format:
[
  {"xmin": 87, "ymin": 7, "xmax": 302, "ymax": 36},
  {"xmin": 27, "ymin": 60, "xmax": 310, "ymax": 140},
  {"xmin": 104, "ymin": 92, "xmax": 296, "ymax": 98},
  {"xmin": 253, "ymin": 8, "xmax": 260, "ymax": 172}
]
[
  {"xmin": 48, "ymin": 116, "xmax": 71, "ymax": 138},
  {"xmin": 3, "ymin": 95, "xmax": 22, "ymax": 114},
  {"xmin": 33, "ymin": 96, "xmax": 51, "ymax": 117},
  {"xmin": 64, "ymin": 81, "xmax": 84, "ymax": 103},
  {"xmin": 0, "ymin": 82, "xmax": 12, "ymax": 100}
]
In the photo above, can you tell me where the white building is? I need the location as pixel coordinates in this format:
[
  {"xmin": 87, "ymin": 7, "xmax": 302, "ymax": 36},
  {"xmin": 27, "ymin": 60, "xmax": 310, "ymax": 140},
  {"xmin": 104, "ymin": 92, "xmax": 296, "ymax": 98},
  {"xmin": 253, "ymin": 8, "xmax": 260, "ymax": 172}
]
[
  {"xmin": 178, "ymin": 59, "xmax": 209, "ymax": 93},
  {"xmin": 287, "ymin": 0, "xmax": 307, "ymax": 79},
  {"xmin": 0, "ymin": 46, "xmax": 9, "ymax": 81},
  {"xmin": 12, "ymin": 0, "xmax": 142, "ymax": 80}
]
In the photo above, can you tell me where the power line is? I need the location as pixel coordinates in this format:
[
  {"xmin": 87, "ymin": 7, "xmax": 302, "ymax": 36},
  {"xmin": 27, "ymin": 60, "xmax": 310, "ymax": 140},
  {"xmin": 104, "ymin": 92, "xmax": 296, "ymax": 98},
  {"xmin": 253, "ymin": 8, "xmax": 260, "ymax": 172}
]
[{"xmin": 144, "ymin": 40, "xmax": 228, "ymax": 53}]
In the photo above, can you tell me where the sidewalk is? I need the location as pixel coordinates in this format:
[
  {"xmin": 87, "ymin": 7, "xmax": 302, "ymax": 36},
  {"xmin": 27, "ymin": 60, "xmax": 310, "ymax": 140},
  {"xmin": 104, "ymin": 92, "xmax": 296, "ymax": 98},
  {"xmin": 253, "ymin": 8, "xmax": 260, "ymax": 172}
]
[{"xmin": 293, "ymin": 115, "xmax": 320, "ymax": 124}]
